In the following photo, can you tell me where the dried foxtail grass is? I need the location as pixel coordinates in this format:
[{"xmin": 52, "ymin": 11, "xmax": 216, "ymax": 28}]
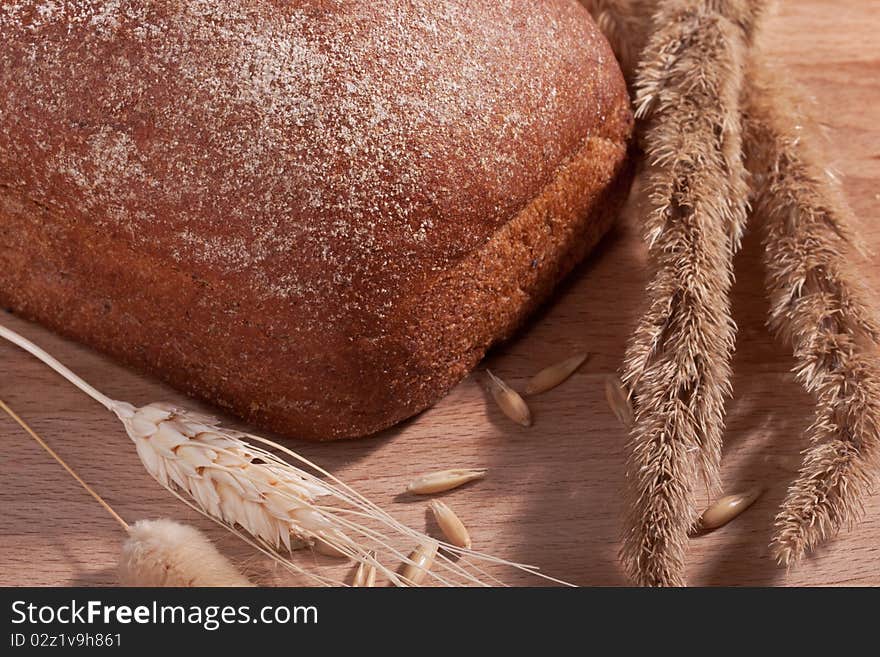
[
  {"xmin": 579, "ymin": 0, "xmax": 656, "ymax": 81},
  {"xmin": 0, "ymin": 398, "xmax": 252, "ymax": 587},
  {"xmin": 743, "ymin": 63, "xmax": 880, "ymax": 566},
  {"xmin": 583, "ymin": 0, "xmax": 878, "ymax": 577},
  {"xmin": 0, "ymin": 323, "xmax": 571, "ymax": 587},
  {"xmin": 581, "ymin": 0, "xmax": 878, "ymax": 578},
  {"xmin": 619, "ymin": 0, "xmax": 762, "ymax": 587}
]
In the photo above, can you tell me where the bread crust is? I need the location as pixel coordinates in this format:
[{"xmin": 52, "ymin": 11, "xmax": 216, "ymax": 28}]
[{"xmin": 0, "ymin": 0, "xmax": 632, "ymax": 439}]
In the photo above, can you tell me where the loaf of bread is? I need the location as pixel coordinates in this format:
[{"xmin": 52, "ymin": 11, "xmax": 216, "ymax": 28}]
[{"xmin": 0, "ymin": 1, "xmax": 632, "ymax": 440}]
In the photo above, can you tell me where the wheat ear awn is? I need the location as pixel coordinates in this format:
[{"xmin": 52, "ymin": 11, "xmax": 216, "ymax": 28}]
[
  {"xmin": 743, "ymin": 62, "xmax": 880, "ymax": 566},
  {"xmin": 0, "ymin": 399, "xmax": 252, "ymax": 587},
  {"xmin": 697, "ymin": 487, "xmax": 764, "ymax": 531},
  {"xmin": 0, "ymin": 322, "xmax": 571, "ymax": 587},
  {"xmin": 525, "ymin": 353, "xmax": 589, "ymax": 396},
  {"xmin": 486, "ymin": 370, "xmax": 532, "ymax": 427},
  {"xmin": 620, "ymin": 0, "xmax": 762, "ymax": 587},
  {"xmin": 406, "ymin": 469, "xmax": 488, "ymax": 495}
]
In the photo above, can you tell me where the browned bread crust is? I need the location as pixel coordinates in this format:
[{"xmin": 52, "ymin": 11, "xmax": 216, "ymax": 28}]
[{"xmin": 0, "ymin": 1, "xmax": 632, "ymax": 440}]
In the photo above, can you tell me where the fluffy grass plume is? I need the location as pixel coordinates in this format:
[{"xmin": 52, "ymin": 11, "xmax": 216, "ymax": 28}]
[
  {"xmin": 583, "ymin": 0, "xmax": 879, "ymax": 577},
  {"xmin": 119, "ymin": 519, "xmax": 255, "ymax": 587},
  {"xmin": 743, "ymin": 62, "xmax": 880, "ymax": 566}
]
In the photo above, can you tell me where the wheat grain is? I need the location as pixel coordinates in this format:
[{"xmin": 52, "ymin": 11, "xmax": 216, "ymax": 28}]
[
  {"xmin": 486, "ymin": 370, "xmax": 532, "ymax": 427},
  {"xmin": 604, "ymin": 376, "xmax": 634, "ymax": 428},
  {"xmin": 760, "ymin": 452, "xmax": 802, "ymax": 473},
  {"xmin": 0, "ymin": 322, "xmax": 572, "ymax": 587},
  {"xmin": 525, "ymin": 353, "xmax": 589, "ymax": 396},
  {"xmin": 428, "ymin": 499, "xmax": 471, "ymax": 549},
  {"xmin": 363, "ymin": 560, "xmax": 377, "ymax": 587},
  {"xmin": 697, "ymin": 487, "xmax": 763, "ymax": 531},
  {"xmin": 400, "ymin": 541, "xmax": 438, "ymax": 587},
  {"xmin": 406, "ymin": 469, "xmax": 487, "ymax": 495},
  {"xmin": 313, "ymin": 537, "xmax": 350, "ymax": 559},
  {"xmin": 352, "ymin": 551, "xmax": 377, "ymax": 587}
]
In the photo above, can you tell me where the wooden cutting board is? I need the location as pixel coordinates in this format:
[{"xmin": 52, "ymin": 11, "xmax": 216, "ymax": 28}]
[{"xmin": 2, "ymin": 0, "xmax": 879, "ymax": 586}]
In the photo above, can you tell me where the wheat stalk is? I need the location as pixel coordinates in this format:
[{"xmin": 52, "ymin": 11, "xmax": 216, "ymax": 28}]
[
  {"xmin": 743, "ymin": 62, "xmax": 880, "ymax": 566},
  {"xmin": 0, "ymin": 322, "xmax": 572, "ymax": 587},
  {"xmin": 618, "ymin": 0, "xmax": 764, "ymax": 587}
]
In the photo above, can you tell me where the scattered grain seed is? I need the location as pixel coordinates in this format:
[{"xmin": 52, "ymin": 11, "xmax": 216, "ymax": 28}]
[
  {"xmin": 406, "ymin": 468, "xmax": 487, "ymax": 495},
  {"xmin": 760, "ymin": 453, "xmax": 801, "ymax": 472},
  {"xmin": 525, "ymin": 352, "xmax": 589, "ymax": 395},
  {"xmin": 364, "ymin": 559, "xmax": 377, "ymax": 587},
  {"xmin": 699, "ymin": 488, "xmax": 764, "ymax": 530},
  {"xmin": 401, "ymin": 541, "xmax": 438, "ymax": 586},
  {"xmin": 428, "ymin": 499, "xmax": 471, "ymax": 549},
  {"xmin": 604, "ymin": 375, "xmax": 633, "ymax": 428},
  {"xmin": 352, "ymin": 551, "xmax": 377, "ymax": 587},
  {"xmin": 313, "ymin": 537, "xmax": 349, "ymax": 559},
  {"xmin": 486, "ymin": 370, "xmax": 532, "ymax": 426}
]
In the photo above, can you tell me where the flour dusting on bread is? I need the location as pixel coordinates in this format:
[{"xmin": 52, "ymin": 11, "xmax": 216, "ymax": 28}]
[{"xmin": 0, "ymin": 1, "xmax": 632, "ymax": 439}]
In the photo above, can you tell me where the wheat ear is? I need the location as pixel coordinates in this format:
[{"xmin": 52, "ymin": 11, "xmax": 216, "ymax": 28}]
[
  {"xmin": 618, "ymin": 0, "xmax": 763, "ymax": 587},
  {"xmin": 0, "ymin": 399, "xmax": 253, "ymax": 586},
  {"xmin": 0, "ymin": 322, "xmax": 571, "ymax": 586},
  {"xmin": 743, "ymin": 62, "xmax": 880, "ymax": 566}
]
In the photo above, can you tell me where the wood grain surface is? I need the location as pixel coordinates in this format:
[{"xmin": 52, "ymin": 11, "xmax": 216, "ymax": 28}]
[{"xmin": 1, "ymin": 0, "xmax": 879, "ymax": 587}]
